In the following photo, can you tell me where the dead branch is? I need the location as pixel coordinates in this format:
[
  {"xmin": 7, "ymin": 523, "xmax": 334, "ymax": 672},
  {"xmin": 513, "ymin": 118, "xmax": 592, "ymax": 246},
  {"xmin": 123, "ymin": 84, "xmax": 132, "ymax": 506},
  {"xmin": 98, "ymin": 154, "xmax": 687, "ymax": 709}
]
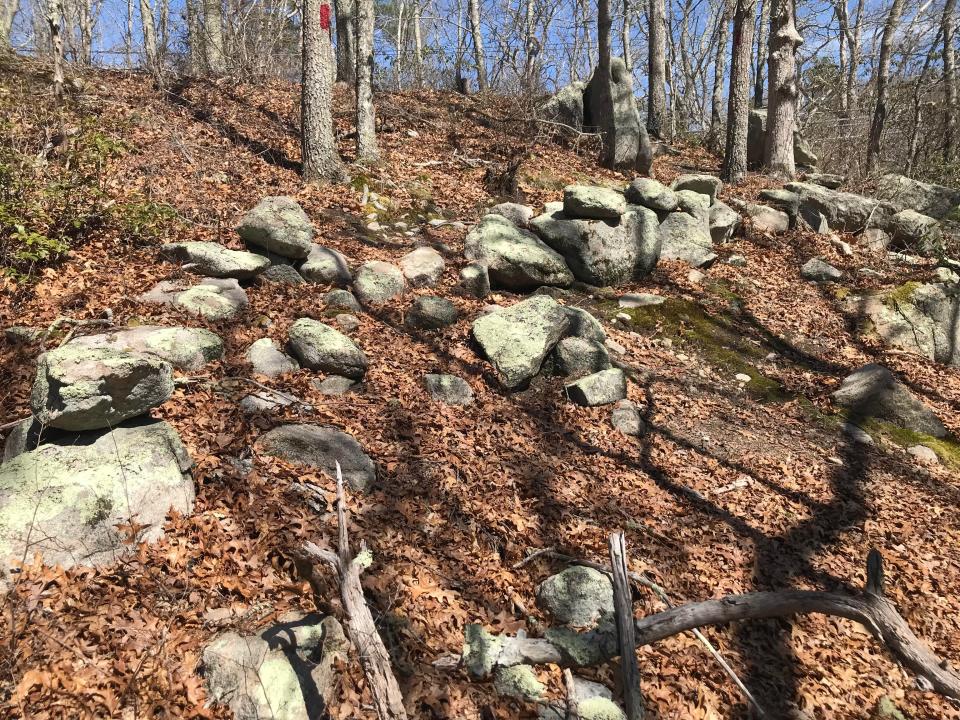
[
  {"xmin": 608, "ymin": 533, "xmax": 644, "ymax": 720},
  {"xmin": 563, "ymin": 668, "xmax": 578, "ymax": 720},
  {"xmin": 465, "ymin": 551, "xmax": 960, "ymax": 702},
  {"xmin": 300, "ymin": 464, "xmax": 408, "ymax": 720},
  {"xmin": 40, "ymin": 310, "xmax": 114, "ymax": 346}
]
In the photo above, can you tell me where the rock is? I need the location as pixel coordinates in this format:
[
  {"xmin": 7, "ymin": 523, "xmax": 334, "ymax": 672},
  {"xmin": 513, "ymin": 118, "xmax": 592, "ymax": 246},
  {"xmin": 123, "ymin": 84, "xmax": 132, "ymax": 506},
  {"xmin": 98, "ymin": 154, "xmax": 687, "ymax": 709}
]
[
  {"xmin": 400, "ymin": 247, "xmax": 445, "ymax": 287},
  {"xmin": 139, "ymin": 278, "xmax": 249, "ymax": 321},
  {"xmin": 842, "ymin": 423, "xmax": 874, "ymax": 444},
  {"xmin": 658, "ymin": 206, "xmax": 715, "ymax": 267},
  {"xmin": 204, "ymin": 613, "xmax": 345, "ymax": 720},
  {"xmin": 553, "ymin": 337, "xmax": 611, "ymax": 378},
  {"xmin": 300, "ymin": 245, "xmax": 352, "ymax": 285},
  {"xmin": 800, "ymin": 258, "xmax": 842, "ymax": 282},
  {"xmin": 805, "ymin": 173, "xmax": 844, "ymax": 189},
  {"xmin": 324, "ymin": 289, "xmax": 362, "ymax": 313},
  {"xmin": 423, "ymin": 373, "xmax": 475, "ymax": 406},
  {"xmin": 794, "ymin": 134, "xmax": 819, "ymax": 168},
  {"xmin": 31, "ymin": 347, "xmax": 173, "ymax": 431},
  {"xmin": 863, "ymin": 227, "xmax": 892, "ymax": 252},
  {"xmin": 0, "ymin": 419, "xmax": 193, "ymax": 570},
  {"xmin": 563, "ymin": 185, "xmax": 626, "ymax": 220},
  {"xmin": 255, "ymin": 424, "xmax": 376, "ymax": 491},
  {"xmin": 619, "ymin": 292, "xmax": 664, "ymax": 308},
  {"xmin": 671, "ymin": 174, "xmax": 722, "ymax": 204},
  {"xmin": 4, "ymin": 326, "xmax": 40, "ymax": 344},
  {"xmin": 746, "ymin": 203, "xmax": 790, "ymax": 234},
  {"xmin": 458, "ymin": 262, "xmax": 491, "ymax": 298},
  {"xmin": 785, "ymin": 181, "xmax": 892, "ymax": 233},
  {"xmin": 675, "ymin": 189, "xmax": 711, "ymax": 216},
  {"xmin": 727, "ymin": 254, "xmax": 748, "ymax": 267},
  {"xmin": 872, "ymin": 695, "xmax": 907, "ymax": 720},
  {"xmin": 536, "ymin": 566, "xmax": 614, "ymax": 627},
  {"xmin": 247, "ymin": 338, "xmax": 299, "ymax": 377},
  {"xmin": 875, "ymin": 173, "xmax": 960, "ymax": 219},
  {"xmin": 624, "ymin": 177, "xmax": 678, "ymax": 211},
  {"xmin": 888, "ymin": 209, "xmax": 943, "ymax": 255},
  {"xmin": 832, "ymin": 364, "xmax": 946, "ymax": 437},
  {"xmin": 611, "ymin": 399, "xmax": 644, "ymax": 436},
  {"xmin": 530, "ymin": 206, "xmax": 660, "ymax": 286},
  {"xmin": 67, "ymin": 325, "xmax": 223, "ymax": 371},
  {"xmin": 287, "ymin": 318, "xmax": 368, "ymax": 379},
  {"xmin": 562, "ymin": 306, "xmax": 606, "ymax": 342},
  {"xmin": 311, "ymin": 375, "xmax": 357, "ymax": 395},
  {"xmin": 406, "ymin": 296, "xmax": 459, "ymax": 330},
  {"xmin": 333, "ymin": 313, "xmax": 360, "ymax": 332},
  {"xmin": 539, "ymin": 81, "xmax": 586, "ymax": 130},
  {"xmin": 260, "ymin": 264, "xmax": 306, "ymax": 285},
  {"xmin": 577, "ymin": 698, "xmax": 628, "ymax": 720},
  {"xmin": 464, "ymin": 215, "xmax": 574, "ymax": 292},
  {"xmin": 832, "ymin": 237, "xmax": 854, "ymax": 257},
  {"xmin": 748, "ymin": 108, "xmax": 819, "ymax": 170},
  {"xmin": 583, "ymin": 58, "xmax": 652, "ymax": 171},
  {"xmin": 565, "ymin": 368, "xmax": 627, "ymax": 406},
  {"xmin": 237, "ymin": 196, "xmax": 314, "ymax": 260},
  {"xmin": 493, "ymin": 665, "xmax": 544, "ymax": 701},
  {"xmin": 161, "ymin": 241, "xmax": 270, "ymax": 279},
  {"xmin": 471, "ymin": 296, "xmax": 570, "ymax": 388},
  {"xmin": 688, "ymin": 269, "xmax": 706, "ymax": 284},
  {"xmin": 353, "ymin": 261, "xmax": 405, "ymax": 305},
  {"xmin": 907, "ymin": 445, "xmax": 939, "ymax": 465},
  {"xmin": 538, "ymin": 677, "xmax": 623, "ymax": 720},
  {"xmin": 709, "ymin": 200, "xmax": 741, "ymax": 242},
  {"xmin": 488, "ymin": 202, "xmax": 535, "ymax": 228},
  {"xmin": 934, "ymin": 267, "xmax": 960, "ymax": 283},
  {"xmin": 240, "ymin": 389, "xmax": 294, "ymax": 414},
  {"xmin": 759, "ymin": 188, "xmax": 800, "ymax": 217},
  {"xmin": 605, "ymin": 338, "xmax": 627, "ymax": 355}
]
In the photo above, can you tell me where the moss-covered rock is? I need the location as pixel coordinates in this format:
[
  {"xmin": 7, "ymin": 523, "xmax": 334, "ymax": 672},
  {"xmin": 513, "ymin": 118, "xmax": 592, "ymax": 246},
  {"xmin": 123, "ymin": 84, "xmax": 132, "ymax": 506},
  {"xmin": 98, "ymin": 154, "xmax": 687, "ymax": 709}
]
[
  {"xmin": 493, "ymin": 664, "xmax": 545, "ymax": 701},
  {"xmin": 287, "ymin": 318, "xmax": 368, "ymax": 379}
]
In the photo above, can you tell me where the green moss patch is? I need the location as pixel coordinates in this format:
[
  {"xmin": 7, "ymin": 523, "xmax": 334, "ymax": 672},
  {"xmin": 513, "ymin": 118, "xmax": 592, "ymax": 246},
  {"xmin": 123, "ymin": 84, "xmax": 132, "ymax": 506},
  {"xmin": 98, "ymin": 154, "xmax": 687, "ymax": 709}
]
[
  {"xmin": 859, "ymin": 418, "xmax": 960, "ymax": 469},
  {"xmin": 881, "ymin": 281, "xmax": 922, "ymax": 309}
]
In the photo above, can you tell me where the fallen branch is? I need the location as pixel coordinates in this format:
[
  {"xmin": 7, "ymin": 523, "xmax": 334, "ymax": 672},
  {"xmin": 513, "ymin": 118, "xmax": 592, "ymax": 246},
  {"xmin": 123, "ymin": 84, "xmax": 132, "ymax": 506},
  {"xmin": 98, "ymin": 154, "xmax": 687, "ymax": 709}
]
[
  {"xmin": 464, "ymin": 551, "xmax": 960, "ymax": 702},
  {"xmin": 608, "ymin": 533, "xmax": 644, "ymax": 720},
  {"xmin": 299, "ymin": 464, "xmax": 408, "ymax": 720},
  {"xmin": 40, "ymin": 311, "xmax": 114, "ymax": 346}
]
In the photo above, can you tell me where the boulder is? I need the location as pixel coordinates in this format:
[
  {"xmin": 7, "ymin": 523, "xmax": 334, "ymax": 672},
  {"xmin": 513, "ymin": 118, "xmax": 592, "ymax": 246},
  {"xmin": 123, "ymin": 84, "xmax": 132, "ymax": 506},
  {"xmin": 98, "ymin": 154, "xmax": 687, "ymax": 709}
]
[
  {"xmin": 562, "ymin": 185, "xmax": 627, "ymax": 220},
  {"xmin": 671, "ymin": 174, "xmax": 723, "ymax": 204},
  {"xmin": 801, "ymin": 258, "xmax": 842, "ymax": 282},
  {"xmin": 255, "ymin": 424, "xmax": 376, "ymax": 491},
  {"xmin": 562, "ymin": 306, "xmax": 606, "ymax": 342},
  {"xmin": 611, "ymin": 399, "xmax": 644, "ymax": 436},
  {"xmin": 464, "ymin": 215, "xmax": 574, "ymax": 292},
  {"xmin": 161, "ymin": 241, "xmax": 270, "ymax": 279},
  {"xmin": 536, "ymin": 566, "xmax": 614, "ymax": 627},
  {"xmin": 237, "ymin": 196, "xmax": 314, "ymax": 260},
  {"xmin": 863, "ymin": 228, "xmax": 892, "ymax": 252},
  {"xmin": 240, "ymin": 390, "xmax": 294, "ymax": 414},
  {"xmin": 311, "ymin": 376, "xmax": 357, "ymax": 395},
  {"xmin": 31, "ymin": 347, "xmax": 173, "ymax": 431},
  {"xmin": 658, "ymin": 196, "xmax": 715, "ymax": 267},
  {"xmin": 539, "ymin": 678, "xmax": 625, "ymax": 720},
  {"xmin": 539, "ymin": 81, "xmax": 586, "ymax": 130},
  {"xmin": 324, "ymin": 289, "xmax": 362, "ymax": 313},
  {"xmin": 333, "ymin": 313, "xmax": 360, "ymax": 332},
  {"xmin": 709, "ymin": 200, "xmax": 741, "ymax": 242},
  {"xmin": 423, "ymin": 373, "xmax": 475, "ymax": 406},
  {"xmin": 494, "ymin": 665, "xmax": 545, "ymax": 702},
  {"xmin": 287, "ymin": 318, "xmax": 368, "ymax": 379},
  {"xmin": 406, "ymin": 296, "xmax": 459, "ymax": 330},
  {"xmin": 746, "ymin": 203, "xmax": 790, "ymax": 234},
  {"xmin": 67, "ymin": 325, "xmax": 222, "ymax": 371},
  {"xmin": 488, "ymin": 202, "xmax": 535, "ymax": 228},
  {"xmin": 530, "ymin": 206, "xmax": 660, "ymax": 286},
  {"xmin": 139, "ymin": 278, "xmax": 249, "ymax": 321},
  {"xmin": 565, "ymin": 368, "xmax": 627, "ymax": 406},
  {"xmin": 624, "ymin": 177, "xmax": 678, "ymax": 212},
  {"xmin": 400, "ymin": 247, "xmax": 445, "ymax": 287},
  {"xmin": 553, "ymin": 337, "xmax": 611, "ymax": 378},
  {"xmin": 353, "ymin": 261, "xmax": 405, "ymax": 305},
  {"xmin": 748, "ymin": 108, "xmax": 818, "ymax": 170},
  {"xmin": 583, "ymin": 58, "xmax": 652, "ymax": 172},
  {"xmin": 785, "ymin": 182, "xmax": 891, "ymax": 233},
  {"xmin": 875, "ymin": 174, "xmax": 960, "ymax": 219},
  {"xmin": 300, "ymin": 245, "xmax": 352, "ymax": 285},
  {"xmin": 204, "ymin": 613, "xmax": 345, "ymax": 720},
  {"xmin": 832, "ymin": 364, "xmax": 946, "ymax": 437},
  {"xmin": 759, "ymin": 188, "xmax": 800, "ymax": 217},
  {"xmin": 260, "ymin": 264, "xmax": 306, "ymax": 285},
  {"xmin": 471, "ymin": 296, "xmax": 570, "ymax": 388},
  {"xmin": 458, "ymin": 262, "xmax": 491, "ymax": 298},
  {"xmin": 805, "ymin": 173, "xmax": 844, "ymax": 190},
  {"xmin": 247, "ymin": 338, "xmax": 299, "ymax": 377},
  {"xmin": 0, "ymin": 419, "xmax": 193, "ymax": 570},
  {"xmin": 888, "ymin": 210, "xmax": 943, "ymax": 255}
]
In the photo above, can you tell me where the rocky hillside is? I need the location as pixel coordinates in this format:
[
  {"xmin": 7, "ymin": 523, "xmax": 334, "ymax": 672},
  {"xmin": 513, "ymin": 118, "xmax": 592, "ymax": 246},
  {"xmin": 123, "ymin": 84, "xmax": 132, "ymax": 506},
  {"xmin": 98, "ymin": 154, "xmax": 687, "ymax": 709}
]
[{"xmin": 2, "ymin": 58, "xmax": 960, "ymax": 719}]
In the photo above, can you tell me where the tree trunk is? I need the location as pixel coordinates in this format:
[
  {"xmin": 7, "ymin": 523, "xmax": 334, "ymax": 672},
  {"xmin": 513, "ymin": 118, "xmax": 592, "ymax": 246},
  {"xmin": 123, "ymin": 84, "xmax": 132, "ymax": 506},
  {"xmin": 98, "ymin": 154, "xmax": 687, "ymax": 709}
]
[
  {"xmin": 906, "ymin": 29, "xmax": 940, "ymax": 175},
  {"xmin": 355, "ymin": 0, "xmax": 378, "ymax": 162},
  {"xmin": 721, "ymin": 0, "xmax": 756, "ymax": 182},
  {"xmin": 752, "ymin": 0, "xmax": 768, "ymax": 105},
  {"xmin": 333, "ymin": 0, "xmax": 356, "ymax": 83},
  {"xmin": 647, "ymin": 0, "xmax": 667, "ymax": 137},
  {"xmin": 412, "ymin": 0, "xmax": 423, "ymax": 86},
  {"xmin": 45, "ymin": 0, "xmax": 64, "ymax": 97},
  {"xmin": 523, "ymin": 0, "xmax": 536, "ymax": 83},
  {"xmin": 125, "ymin": 0, "xmax": 133, "ymax": 67},
  {"xmin": 763, "ymin": 0, "xmax": 801, "ymax": 177},
  {"xmin": 1, "ymin": 0, "xmax": 18, "ymax": 49},
  {"xmin": 837, "ymin": 5, "xmax": 848, "ymax": 114},
  {"xmin": 302, "ymin": 0, "xmax": 344, "ymax": 181},
  {"xmin": 202, "ymin": 0, "xmax": 225, "ymax": 74},
  {"xmin": 866, "ymin": 0, "xmax": 906, "ymax": 174},
  {"xmin": 467, "ymin": 0, "xmax": 487, "ymax": 90},
  {"xmin": 943, "ymin": 0, "xmax": 958, "ymax": 162},
  {"xmin": 139, "ymin": 0, "xmax": 159, "ymax": 73},
  {"xmin": 708, "ymin": 0, "xmax": 731, "ymax": 154},
  {"xmin": 185, "ymin": 0, "xmax": 202, "ymax": 74},
  {"xmin": 621, "ymin": 0, "xmax": 631, "ymax": 71}
]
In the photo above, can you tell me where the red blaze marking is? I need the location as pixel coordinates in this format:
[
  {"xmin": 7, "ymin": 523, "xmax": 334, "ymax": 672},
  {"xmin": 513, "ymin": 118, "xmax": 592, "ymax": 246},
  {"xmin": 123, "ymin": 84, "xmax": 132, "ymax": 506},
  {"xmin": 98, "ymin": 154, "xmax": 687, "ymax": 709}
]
[{"xmin": 320, "ymin": 3, "xmax": 331, "ymax": 29}]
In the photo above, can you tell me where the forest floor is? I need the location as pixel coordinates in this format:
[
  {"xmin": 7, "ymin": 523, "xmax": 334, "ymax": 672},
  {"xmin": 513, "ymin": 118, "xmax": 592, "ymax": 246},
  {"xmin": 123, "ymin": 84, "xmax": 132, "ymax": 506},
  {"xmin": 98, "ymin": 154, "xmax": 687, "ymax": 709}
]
[{"xmin": 2, "ymin": 56, "xmax": 960, "ymax": 720}]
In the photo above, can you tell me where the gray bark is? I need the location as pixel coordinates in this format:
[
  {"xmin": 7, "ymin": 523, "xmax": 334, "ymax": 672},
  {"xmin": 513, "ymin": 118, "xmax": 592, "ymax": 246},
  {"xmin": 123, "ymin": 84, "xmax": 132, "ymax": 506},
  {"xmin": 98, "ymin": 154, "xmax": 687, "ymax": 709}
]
[
  {"xmin": 355, "ymin": 0, "xmax": 378, "ymax": 161},
  {"xmin": 752, "ymin": 0, "xmax": 768, "ymax": 105},
  {"xmin": 468, "ymin": 0, "xmax": 487, "ymax": 90},
  {"xmin": 943, "ymin": 0, "xmax": 957, "ymax": 162},
  {"xmin": 763, "ymin": 0, "xmax": 801, "ymax": 177},
  {"xmin": 0, "ymin": 0, "xmax": 17, "ymax": 47},
  {"xmin": 708, "ymin": 0, "xmax": 731, "ymax": 153},
  {"xmin": 302, "ymin": 0, "xmax": 345, "ymax": 181},
  {"xmin": 202, "ymin": 0, "xmax": 225, "ymax": 74},
  {"xmin": 185, "ymin": 0, "xmax": 202, "ymax": 75},
  {"xmin": 609, "ymin": 533, "xmax": 644, "ymax": 720},
  {"xmin": 646, "ymin": 0, "xmax": 667, "ymax": 136},
  {"xmin": 138, "ymin": 0, "xmax": 159, "ymax": 72},
  {"xmin": 621, "ymin": 0, "xmax": 631, "ymax": 71},
  {"xmin": 46, "ymin": 0, "xmax": 64, "ymax": 97},
  {"xmin": 334, "ymin": 0, "xmax": 356, "ymax": 83},
  {"xmin": 866, "ymin": 0, "xmax": 906, "ymax": 173},
  {"xmin": 721, "ymin": 0, "xmax": 756, "ymax": 182}
]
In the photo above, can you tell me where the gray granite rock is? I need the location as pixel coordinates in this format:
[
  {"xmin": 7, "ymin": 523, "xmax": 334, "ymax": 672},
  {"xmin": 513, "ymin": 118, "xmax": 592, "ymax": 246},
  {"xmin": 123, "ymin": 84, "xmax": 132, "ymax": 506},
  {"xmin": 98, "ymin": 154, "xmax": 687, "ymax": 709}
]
[{"xmin": 255, "ymin": 424, "xmax": 376, "ymax": 491}]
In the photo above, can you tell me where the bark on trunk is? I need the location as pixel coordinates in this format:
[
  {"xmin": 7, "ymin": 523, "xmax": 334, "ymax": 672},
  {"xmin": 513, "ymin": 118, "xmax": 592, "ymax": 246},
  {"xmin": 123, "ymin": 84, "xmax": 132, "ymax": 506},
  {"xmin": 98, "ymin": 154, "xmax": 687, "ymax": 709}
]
[
  {"xmin": 202, "ymin": 0, "xmax": 225, "ymax": 74},
  {"xmin": 708, "ymin": 0, "xmax": 731, "ymax": 154},
  {"xmin": 126, "ymin": 0, "xmax": 133, "ymax": 67},
  {"xmin": 943, "ymin": 0, "xmax": 958, "ymax": 162},
  {"xmin": 1, "ymin": 0, "xmax": 18, "ymax": 48},
  {"xmin": 334, "ymin": 0, "xmax": 356, "ymax": 84},
  {"xmin": 609, "ymin": 534, "xmax": 644, "ymax": 720},
  {"xmin": 467, "ymin": 0, "xmax": 487, "ymax": 90},
  {"xmin": 355, "ymin": 0, "xmax": 378, "ymax": 162},
  {"xmin": 412, "ymin": 0, "xmax": 423, "ymax": 87},
  {"xmin": 185, "ymin": 0, "xmax": 202, "ymax": 75},
  {"xmin": 139, "ymin": 0, "xmax": 159, "ymax": 73},
  {"xmin": 752, "ymin": 0, "xmax": 768, "ymax": 106},
  {"xmin": 866, "ymin": 0, "xmax": 906, "ymax": 174},
  {"xmin": 302, "ymin": 0, "xmax": 344, "ymax": 181},
  {"xmin": 763, "ymin": 0, "xmax": 801, "ymax": 177},
  {"xmin": 621, "ymin": 0, "xmax": 631, "ymax": 71},
  {"xmin": 45, "ymin": 0, "xmax": 65, "ymax": 97},
  {"xmin": 721, "ymin": 0, "xmax": 756, "ymax": 182},
  {"xmin": 647, "ymin": 0, "xmax": 667, "ymax": 137}
]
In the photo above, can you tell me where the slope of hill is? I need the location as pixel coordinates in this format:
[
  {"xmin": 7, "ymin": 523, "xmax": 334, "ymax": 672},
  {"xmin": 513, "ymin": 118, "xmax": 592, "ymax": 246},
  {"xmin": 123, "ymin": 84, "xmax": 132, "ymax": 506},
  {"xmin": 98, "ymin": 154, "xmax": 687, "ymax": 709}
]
[{"xmin": 2, "ymin": 58, "xmax": 960, "ymax": 719}]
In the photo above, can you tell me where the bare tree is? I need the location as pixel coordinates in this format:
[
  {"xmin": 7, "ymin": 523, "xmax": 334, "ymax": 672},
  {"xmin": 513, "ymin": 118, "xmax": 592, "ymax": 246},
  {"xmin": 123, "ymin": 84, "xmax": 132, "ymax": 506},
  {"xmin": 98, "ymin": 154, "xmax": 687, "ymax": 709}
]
[
  {"xmin": 45, "ymin": 0, "xmax": 65, "ymax": 96},
  {"xmin": 203, "ymin": 0, "xmax": 225, "ymax": 73},
  {"xmin": 139, "ymin": 0, "xmax": 159, "ymax": 72},
  {"xmin": 468, "ymin": 0, "xmax": 487, "ymax": 89},
  {"xmin": 866, "ymin": 0, "xmax": 906, "ymax": 173},
  {"xmin": 302, "ymin": 0, "xmax": 344, "ymax": 181},
  {"xmin": 647, "ymin": 0, "xmax": 667, "ymax": 136},
  {"xmin": 0, "ymin": 0, "xmax": 17, "ymax": 48},
  {"xmin": 943, "ymin": 0, "xmax": 957, "ymax": 162},
  {"xmin": 621, "ymin": 0, "xmax": 631, "ymax": 71},
  {"xmin": 334, "ymin": 0, "xmax": 356, "ymax": 83},
  {"xmin": 412, "ymin": 0, "xmax": 424, "ymax": 86},
  {"xmin": 752, "ymin": 0, "xmax": 768, "ymax": 105},
  {"xmin": 763, "ymin": 0, "xmax": 801, "ymax": 176},
  {"xmin": 721, "ymin": 0, "xmax": 757, "ymax": 181},
  {"xmin": 184, "ymin": 0, "xmax": 203, "ymax": 74},
  {"xmin": 356, "ymin": 0, "xmax": 378, "ymax": 161},
  {"xmin": 708, "ymin": 0, "xmax": 731, "ymax": 152}
]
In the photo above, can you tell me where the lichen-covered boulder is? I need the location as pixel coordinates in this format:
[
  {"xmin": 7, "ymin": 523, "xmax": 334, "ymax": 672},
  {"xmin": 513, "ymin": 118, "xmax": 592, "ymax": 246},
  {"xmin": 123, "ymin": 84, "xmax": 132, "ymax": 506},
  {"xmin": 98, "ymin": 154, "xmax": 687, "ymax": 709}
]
[
  {"xmin": 800, "ymin": 258, "xmax": 842, "ymax": 282},
  {"xmin": 785, "ymin": 181, "xmax": 892, "ymax": 233},
  {"xmin": 624, "ymin": 177, "xmax": 678, "ymax": 212},
  {"xmin": 611, "ymin": 399, "xmax": 644, "ymax": 436},
  {"xmin": 161, "ymin": 241, "xmax": 270, "ymax": 279},
  {"xmin": 287, "ymin": 319, "xmax": 368, "ymax": 379},
  {"xmin": 0, "ymin": 419, "xmax": 193, "ymax": 571},
  {"xmin": 488, "ymin": 202, "xmax": 535, "ymax": 228},
  {"xmin": 709, "ymin": 200, "xmax": 741, "ymax": 242},
  {"xmin": 255, "ymin": 424, "xmax": 376, "ymax": 491},
  {"xmin": 759, "ymin": 188, "xmax": 800, "ymax": 217},
  {"xmin": 400, "ymin": 247, "xmax": 445, "ymax": 287},
  {"xmin": 746, "ymin": 203, "xmax": 790, "ymax": 234},
  {"xmin": 31, "ymin": 347, "xmax": 173, "ymax": 431},
  {"xmin": 237, "ymin": 196, "xmax": 314, "ymax": 260},
  {"xmin": 563, "ymin": 185, "xmax": 626, "ymax": 220},
  {"xmin": 139, "ymin": 278, "xmax": 249, "ymax": 321},
  {"xmin": 471, "ymin": 296, "xmax": 570, "ymax": 389},
  {"xmin": 832, "ymin": 364, "xmax": 946, "ymax": 438},
  {"xmin": 562, "ymin": 306, "xmax": 606, "ymax": 343},
  {"xmin": 464, "ymin": 215, "xmax": 573, "ymax": 292},
  {"xmin": 247, "ymin": 338, "xmax": 299, "ymax": 377},
  {"xmin": 536, "ymin": 566, "xmax": 614, "ymax": 627},
  {"xmin": 324, "ymin": 289, "xmax": 362, "ymax": 313},
  {"xmin": 406, "ymin": 296, "xmax": 459, "ymax": 330},
  {"xmin": 658, "ymin": 204, "xmax": 715, "ymax": 268},
  {"xmin": 671, "ymin": 174, "xmax": 722, "ymax": 204},
  {"xmin": 493, "ymin": 665, "xmax": 545, "ymax": 702},
  {"xmin": 458, "ymin": 262, "xmax": 491, "ymax": 298},
  {"xmin": 353, "ymin": 260, "xmax": 405, "ymax": 305},
  {"xmin": 564, "ymin": 368, "xmax": 627, "ymax": 406},
  {"xmin": 67, "ymin": 325, "xmax": 223, "ymax": 371},
  {"xmin": 539, "ymin": 81, "xmax": 587, "ymax": 130},
  {"xmin": 423, "ymin": 373, "xmax": 475, "ymax": 406},
  {"xmin": 553, "ymin": 337, "xmax": 610, "ymax": 378},
  {"xmin": 300, "ymin": 245, "xmax": 352, "ymax": 285},
  {"xmin": 888, "ymin": 210, "xmax": 943, "ymax": 255},
  {"xmin": 875, "ymin": 174, "xmax": 960, "ymax": 219}
]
